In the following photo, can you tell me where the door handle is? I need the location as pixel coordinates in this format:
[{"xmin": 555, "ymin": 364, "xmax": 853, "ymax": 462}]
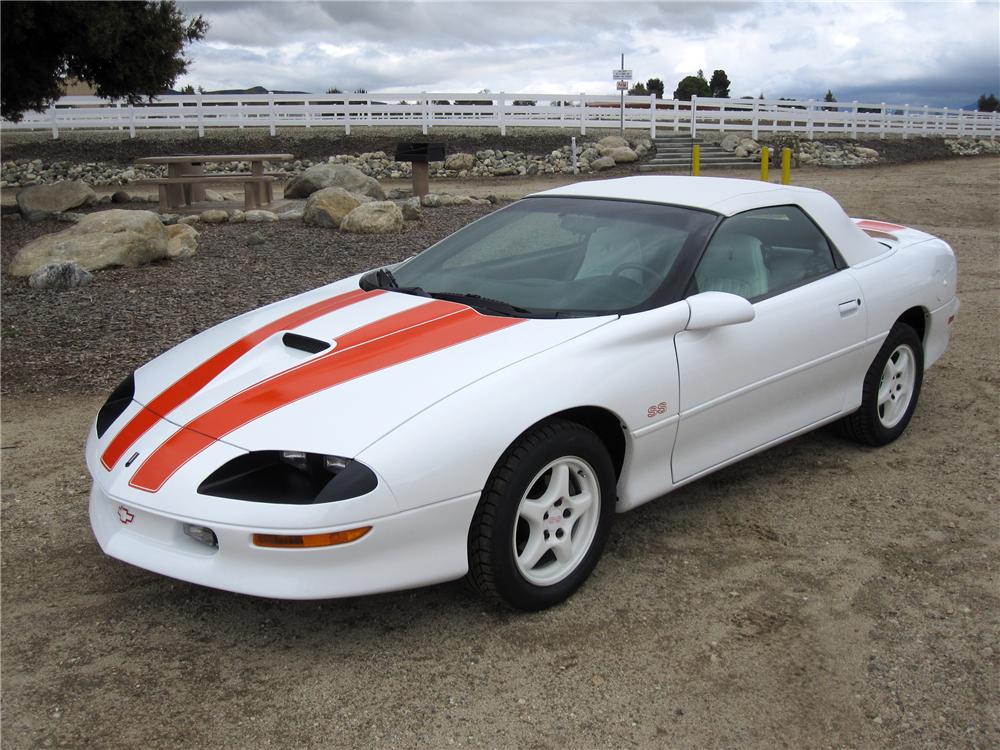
[{"xmin": 838, "ymin": 298, "xmax": 862, "ymax": 316}]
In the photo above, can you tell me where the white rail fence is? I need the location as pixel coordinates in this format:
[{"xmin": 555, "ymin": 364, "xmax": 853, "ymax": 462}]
[{"xmin": 3, "ymin": 93, "xmax": 998, "ymax": 140}]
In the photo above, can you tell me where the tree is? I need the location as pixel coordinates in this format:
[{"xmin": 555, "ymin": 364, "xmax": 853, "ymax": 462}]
[
  {"xmin": 708, "ymin": 69, "xmax": 730, "ymax": 98},
  {"xmin": 645, "ymin": 78, "xmax": 665, "ymax": 98},
  {"xmin": 179, "ymin": 84, "xmax": 195, "ymax": 95},
  {"xmin": 673, "ymin": 71, "xmax": 710, "ymax": 101},
  {"xmin": 627, "ymin": 82, "xmax": 648, "ymax": 96},
  {"xmin": 1, "ymin": 1, "xmax": 207, "ymax": 122},
  {"xmin": 326, "ymin": 87, "xmax": 343, "ymax": 94},
  {"xmin": 978, "ymin": 93, "xmax": 999, "ymax": 112},
  {"xmin": 823, "ymin": 89, "xmax": 838, "ymax": 112}
]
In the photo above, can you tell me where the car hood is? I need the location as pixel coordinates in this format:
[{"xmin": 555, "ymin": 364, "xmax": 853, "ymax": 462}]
[{"xmin": 109, "ymin": 279, "xmax": 612, "ymax": 491}]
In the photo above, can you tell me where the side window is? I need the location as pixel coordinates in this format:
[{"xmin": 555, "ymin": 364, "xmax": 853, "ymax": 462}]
[{"xmin": 692, "ymin": 206, "xmax": 838, "ymax": 300}]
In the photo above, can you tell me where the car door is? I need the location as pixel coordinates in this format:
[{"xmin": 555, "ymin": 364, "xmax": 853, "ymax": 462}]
[{"xmin": 671, "ymin": 205, "xmax": 866, "ymax": 482}]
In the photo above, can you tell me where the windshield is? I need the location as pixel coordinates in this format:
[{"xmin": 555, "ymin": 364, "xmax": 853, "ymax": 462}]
[{"xmin": 382, "ymin": 197, "xmax": 717, "ymax": 317}]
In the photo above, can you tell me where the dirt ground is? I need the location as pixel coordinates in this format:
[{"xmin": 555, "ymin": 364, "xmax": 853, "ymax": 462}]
[{"xmin": 2, "ymin": 158, "xmax": 998, "ymax": 749}]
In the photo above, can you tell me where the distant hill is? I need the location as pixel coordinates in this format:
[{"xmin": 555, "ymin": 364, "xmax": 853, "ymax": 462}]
[{"xmin": 159, "ymin": 86, "xmax": 310, "ymax": 95}]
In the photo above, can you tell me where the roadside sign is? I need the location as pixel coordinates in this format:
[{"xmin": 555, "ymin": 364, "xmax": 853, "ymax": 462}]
[
  {"xmin": 613, "ymin": 69, "xmax": 632, "ymax": 80},
  {"xmin": 616, "ymin": 80, "xmax": 629, "ymax": 90}
]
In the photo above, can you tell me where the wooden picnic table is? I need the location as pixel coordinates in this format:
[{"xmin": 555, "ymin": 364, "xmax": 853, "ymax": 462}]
[{"xmin": 134, "ymin": 153, "xmax": 294, "ymax": 210}]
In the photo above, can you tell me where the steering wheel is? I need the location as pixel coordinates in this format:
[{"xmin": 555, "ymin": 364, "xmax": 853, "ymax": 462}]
[{"xmin": 612, "ymin": 262, "xmax": 660, "ymax": 285}]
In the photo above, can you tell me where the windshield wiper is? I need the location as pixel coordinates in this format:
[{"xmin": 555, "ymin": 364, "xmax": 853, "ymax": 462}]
[
  {"xmin": 428, "ymin": 291, "xmax": 555, "ymax": 318},
  {"xmin": 360, "ymin": 267, "xmax": 429, "ymax": 297}
]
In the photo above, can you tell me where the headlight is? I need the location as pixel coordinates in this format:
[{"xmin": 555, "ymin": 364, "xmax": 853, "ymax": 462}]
[
  {"xmin": 197, "ymin": 451, "xmax": 378, "ymax": 504},
  {"xmin": 96, "ymin": 372, "xmax": 135, "ymax": 438}
]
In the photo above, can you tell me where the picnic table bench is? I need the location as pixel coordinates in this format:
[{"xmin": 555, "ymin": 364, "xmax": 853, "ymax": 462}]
[{"xmin": 134, "ymin": 153, "xmax": 295, "ymax": 211}]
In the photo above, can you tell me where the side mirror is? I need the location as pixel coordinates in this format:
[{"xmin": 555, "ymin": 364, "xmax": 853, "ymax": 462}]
[{"xmin": 685, "ymin": 291, "xmax": 755, "ymax": 330}]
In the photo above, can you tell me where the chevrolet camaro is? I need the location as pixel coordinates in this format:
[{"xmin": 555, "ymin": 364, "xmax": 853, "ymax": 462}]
[{"xmin": 86, "ymin": 176, "xmax": 959, "ymax": 610}]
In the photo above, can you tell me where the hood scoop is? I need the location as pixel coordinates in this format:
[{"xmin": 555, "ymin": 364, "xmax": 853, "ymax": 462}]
[{"xmin": 282, "ymin": 332, "xmax": 331, "ymax": 354}]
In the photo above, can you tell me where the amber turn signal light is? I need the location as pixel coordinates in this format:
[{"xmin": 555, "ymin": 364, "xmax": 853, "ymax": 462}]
[{"xmin": 252, "ymin": 526, "xmax": 372, "ymax": 548}]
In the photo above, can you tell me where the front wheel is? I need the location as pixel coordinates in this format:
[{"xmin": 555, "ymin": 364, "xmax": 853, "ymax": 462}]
[
  {"xmin": 838, "ymin": 322, "xmax": 924, "ymax": 445},
  {"xmin": 466, "ymin": 419, "xmax": 616, "ymax": 610}
]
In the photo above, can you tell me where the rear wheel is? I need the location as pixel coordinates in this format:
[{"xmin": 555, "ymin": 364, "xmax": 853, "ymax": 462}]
[
  {"xmin": 466, "ymin": 419, "xmax": 616, "ymax": 610},
  {"xmin": 838, "ymin": 322, "xmax": 924, "ymax": 445}
]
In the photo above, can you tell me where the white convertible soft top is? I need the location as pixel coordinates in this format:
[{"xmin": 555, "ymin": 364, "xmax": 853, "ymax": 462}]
[{"xmin": 532, "ymin": 176, "xmax": 886, "ymax": 266}]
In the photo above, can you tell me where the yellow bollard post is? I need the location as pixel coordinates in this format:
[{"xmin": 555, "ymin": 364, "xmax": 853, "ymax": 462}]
[
  {"xmin": 781, "ymin": 147, "xmax": 792, "ymax": 185},
  {"xmin": 760, "ymin": 146, "xmax": 770, "ymax": 181},
  {"xmin": 691, "ymin": 144, "xmax": 700, "ymax": 176}
]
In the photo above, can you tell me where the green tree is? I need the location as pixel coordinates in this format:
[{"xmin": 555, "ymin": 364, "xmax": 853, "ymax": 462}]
[
  {"xmin": 326, "ymin": 87, "xmax": 343, "ymax": 94},
  {"xmin": 823, "ymin": 89, "xmax": 837, "ymax": 112},
  {"xmin": 673, "ymin": 71, "xmax": 710, "ymax": 101},
  {"xmin": 1, "ymin": 1, "xmax": 207, "ymax": 122},
  {"xmin": 645, "ymin": 78, "xmax": 665, "ymax": 98},
  {"xmin": 179, "ymin": 84, "xmax": 195, "ymax": 95},
  {"xmin": 627, "ymin": 82, "xmax": 648, "ymax": 96},
  {"xmin": 977, "ymin": 93, "xmax": 999, "ymax": 112},
  {"xmin": 708, "ymin": 69, "xmax": 730, "ymax": 98}
]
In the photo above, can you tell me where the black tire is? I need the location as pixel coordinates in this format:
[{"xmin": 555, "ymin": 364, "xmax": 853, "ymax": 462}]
[
  {"xmin": 466, "ymin": 419, "xmax": 616, "ymax": 611},
  {"xmin": 838, "ymin": 322, "xmax": 924, "ymax": 446}
]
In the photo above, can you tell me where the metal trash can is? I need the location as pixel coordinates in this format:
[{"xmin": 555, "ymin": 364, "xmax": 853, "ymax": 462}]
[{"xmin": 394, "ymin": 142, "xmax": 446, "ymax": 197}]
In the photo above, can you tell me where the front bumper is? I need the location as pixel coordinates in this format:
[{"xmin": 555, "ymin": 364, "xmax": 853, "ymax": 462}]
[{"xmin": 89, "ymin": 481, "xmax": 480, "ymax": 599}]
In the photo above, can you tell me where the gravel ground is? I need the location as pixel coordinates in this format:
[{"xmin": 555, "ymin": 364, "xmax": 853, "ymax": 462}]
[
  {"xmin": 0, "ymin": 203, "xmax": 497, "ymax": 394},
  {"xmin": 1, "ymin": 158, "xmax": 998, "ymax": 749}
]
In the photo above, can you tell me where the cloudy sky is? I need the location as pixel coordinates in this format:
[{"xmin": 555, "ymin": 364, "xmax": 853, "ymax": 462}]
[{"xmin": 176, "ymin": 1, "xmax": 1000, "ymax": 108}]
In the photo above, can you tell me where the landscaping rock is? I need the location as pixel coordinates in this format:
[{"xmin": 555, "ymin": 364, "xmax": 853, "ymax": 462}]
[
  {"xmin": 199, "ymin": 209, "xmax": 230, "ymax": 224},
  {"xmin": 421, "ymin": 193, "xmax": 442, "ymax": 207},
  {"xmin": 303, "ymin": 186, "xmax": 362, "ymax": 227},
  {"xmin": 720, "ymin": 134, "xmax": 741, "ymax": 152},
  {"xmin": 401, "ymin": 198, "xmax": 422, "ymax": 220},
  {"xmin": 284, "ymin": 163, "xmax": 386, "ymax": 200},
  {"xmin": 609, "ymin": 146, "xmax": 638, "ymax": 163},
  {"xmin": 244, "ymin": 210, "xmax": 279, "ymax": 222},
  {"xmin": 591, "ymin": 156, "xmax": 616, "ymax": 171},
  {"xmin": 245, "ymin": 231, "xmax": 266, "ymax": 247},
  {"xmin": 17, "ymin": 180, "xmax": 96, "ymax": 220},
  {"xmin": 598, "ymin": 135, "xmax": 629, "ymax": 149},
  {"xmin": 178, "ymin": 215, "xmax": 200, "ymax": 226},
  {"xmin": 166, "ymin": 224, "xmax": 199, "ymax": 258},
  {"xmin": 340, "ymin": 201, "xmax": 404, "ymax": 234},
  {"xmin": 445, "ymin": 152, "xmax": 476, "ymax": 171},
  {"xmin": 205, "ymin": 189, "xmax": 226, "ymax": 202},
  {"xmin": 277, "ymin": 209, "xmax": 304, "ymax": 221},
  {"xmin": 9, "ymin": 209, "xmax": 168, "ymax": 277},
  {"xmin": 28, "ymin": 262, "xmax": 93, "ymax": 290}
]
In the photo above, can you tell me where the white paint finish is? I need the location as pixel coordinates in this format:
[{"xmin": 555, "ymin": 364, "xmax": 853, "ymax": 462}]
[
  {"xmin": 361, "ymin": 302, "xmax": 690, "ymax": 513},
  {"xmin": 685, "ymin": 291, "xmax": 755, "ymax": 330},
  {"xmin": 91, "ymin": 483, "xmax": 481, "ymax": 599},
  {"xmin": 672, "ymin": 271, "xmax": 865, "ymax": 481}
]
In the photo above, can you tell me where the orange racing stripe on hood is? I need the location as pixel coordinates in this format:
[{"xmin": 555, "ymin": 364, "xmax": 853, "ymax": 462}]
[
  {"xmin": 128, "ymin": 300, "xmax": 523, "ymax": 493},
  {"xmin": 101, "ymin": 288, "xmax": 377, "ymax": 471}
]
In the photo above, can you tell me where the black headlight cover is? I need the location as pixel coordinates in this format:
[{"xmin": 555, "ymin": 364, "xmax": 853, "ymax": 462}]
[
  {"xmin": 197, "ymin": 451, "xmax": 378, "ymax": 504},
  {"xmin": 96, "ymin": 372, "xmax": 135, "ymax": 438}
]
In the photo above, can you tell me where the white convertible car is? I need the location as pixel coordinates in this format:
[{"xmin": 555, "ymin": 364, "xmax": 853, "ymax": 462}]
[{"xmin": 86, "ymin": 176, "xmax": 959, "ymax": 610}]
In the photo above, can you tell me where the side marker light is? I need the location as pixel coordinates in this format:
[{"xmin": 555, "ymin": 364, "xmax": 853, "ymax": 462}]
[{"xmin": 252, "ymin": 526, "xmax": 372, "ymax": 548}]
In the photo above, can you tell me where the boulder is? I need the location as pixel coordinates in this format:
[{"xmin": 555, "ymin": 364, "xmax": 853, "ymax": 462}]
[
  {"xmin": 9, "ymin": 209, "xmax": 168, "ymax": 277},
  {"xmin": 401, "ymin": 198, "xmax": 422, "ymax": 221},
  {"xmin": 609, "ymin": 146, "xmax": 638, "ymax": 163},
  {"xmin": 284, "ymin": 164, "xmax": 385, "ymax": 200},
  {"xmin": 445, "ymin": 152, "xmax": 476, "ymax": 171},
  {"xmin": 28, "ymin": 262, "xmax": 93, "ymax": 290},
  {"xmin": 204, "ymin": 189, "xmax": 226, "ymax": 202},
  {"xmin": 246, "ymin": 231, "xmax": 266, "ymax": 247},
  {"xmin": 244, "ymin": 210, "xmax": 279, "ymax": 222},
  {"xmin": 229, "ymin": 210, "xmax": 246, "ymax": 224},
  {"xmin": 340, "ymin": 201, "xmax": 404, "ymax": 234},
  {"xmin": 303, "ymin": 187, "xmax": 361, "ymax": 227},
  {"xmin": 111, "ymin": 190, "xmax": 131, "ymax": 204},
  {"xmin": 178, "ymin": 215, "xmax": 200, "ymax": 226},
  {"xmin": 199, "ymin": 209, "xmax": 229, "ymax": 224},
  {"xmin": 277, "ymin": 209, "xmax": 304, "ymax": 221},
  {"xmin": 720, "ymin": 134, "xmax": 741, "ymax": 152},
  {"xmin": 420, "ymin": 193, "xmax": 442, "ymax": 207},
  {"xmin": 591, "ymin": 156, "xmax": 616, "ymax": 171},
  {"xmin": 17, "ymin": 180, "xmax": 97, "ymax": 220},
  {"xmin": 166, "ymin": 224, "xmax": 199, "ymax": 258},
  {"xmin": 598, "ymin": 135, "xmax": 629, "ymax": 149}
]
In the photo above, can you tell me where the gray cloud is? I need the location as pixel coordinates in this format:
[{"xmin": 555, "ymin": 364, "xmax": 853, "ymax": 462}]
[{"xmin": 176, "ymin": 1, "xmax": 1000, "ymax": 107}]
